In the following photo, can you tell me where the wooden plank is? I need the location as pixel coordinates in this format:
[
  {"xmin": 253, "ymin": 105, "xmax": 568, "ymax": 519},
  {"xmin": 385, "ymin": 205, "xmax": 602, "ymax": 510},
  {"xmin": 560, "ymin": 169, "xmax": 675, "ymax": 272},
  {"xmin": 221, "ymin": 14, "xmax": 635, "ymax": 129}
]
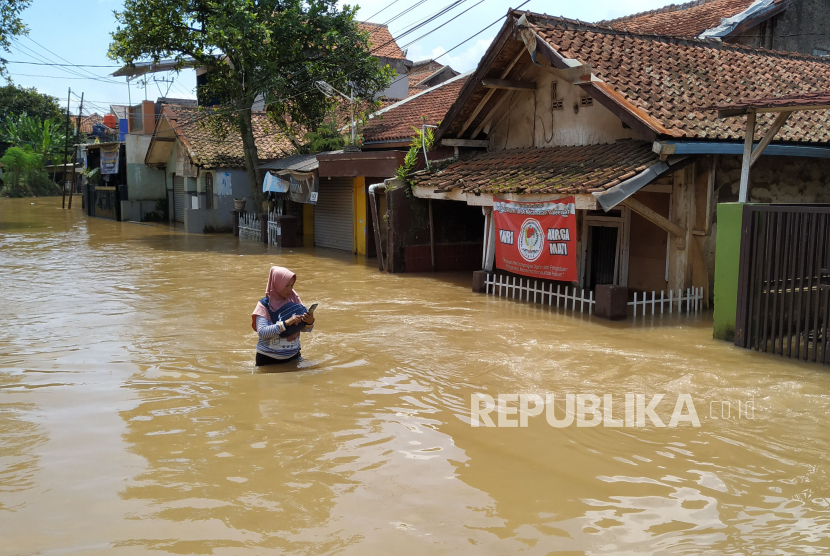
[
  {"xmin": 810, "ymin": 215, "xmax": 823, "ymax": 362},
  {"xmin": 436, "ymin": 22, "xmax": 517, "ymax": 140},
  {"xmin": 750, "ymin": 111, "xmax": 791, "ymax": 167},
  {"xmin": 748, "ymin": 209, "xmax": 762, "ymax": 348},
  {"xmin": 793, "ymin": 212, "xmax": 807, "ymax": 359},
  {"xmin": 471, "ymin": 88, "xmax": 514, "ymax": 138},
  {"xmin": 759, "ymin": 212, "xmax": 774, "ymax": 351},
  {"xmin": 457, "ymin": 50, "xmax": 525, "ymax": 137},
  {"xmin": 738, "ymin": 111, "xmax": 756, "ymax": 203},
  {"xmin": 481, "ymin": 78, "xmax": 536, "ymax": 90},
  {"xmin": 441, "ymin": 138, "xmax": 490, "ymax": 147},
  {"xmin": 621, "ymin": 197, "xmax": 686, "ymax": 239}
]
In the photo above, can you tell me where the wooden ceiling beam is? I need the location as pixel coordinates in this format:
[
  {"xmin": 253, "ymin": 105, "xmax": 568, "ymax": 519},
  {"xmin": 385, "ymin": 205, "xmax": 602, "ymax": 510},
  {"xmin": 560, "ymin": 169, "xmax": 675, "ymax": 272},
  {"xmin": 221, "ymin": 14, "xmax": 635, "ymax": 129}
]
[{"xmin": 481, "ymin": 78, "xmax": 536, "ymax": 91}]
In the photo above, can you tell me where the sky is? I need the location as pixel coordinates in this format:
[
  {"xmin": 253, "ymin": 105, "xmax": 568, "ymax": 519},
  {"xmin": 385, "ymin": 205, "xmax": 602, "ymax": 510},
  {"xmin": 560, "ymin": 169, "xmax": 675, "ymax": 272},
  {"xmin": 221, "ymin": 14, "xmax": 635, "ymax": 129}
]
[{"xmin": 5, "ymin": 0, "xmax": 677, "ymax": 118}]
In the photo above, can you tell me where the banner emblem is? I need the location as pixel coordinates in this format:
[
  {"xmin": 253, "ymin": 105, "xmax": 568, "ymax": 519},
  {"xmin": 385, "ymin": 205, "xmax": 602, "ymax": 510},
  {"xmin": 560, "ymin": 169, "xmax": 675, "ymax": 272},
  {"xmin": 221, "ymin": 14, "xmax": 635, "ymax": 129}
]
[{"xmin": 518, "ymin": 218, "xmax": 544, "ymax": 262}]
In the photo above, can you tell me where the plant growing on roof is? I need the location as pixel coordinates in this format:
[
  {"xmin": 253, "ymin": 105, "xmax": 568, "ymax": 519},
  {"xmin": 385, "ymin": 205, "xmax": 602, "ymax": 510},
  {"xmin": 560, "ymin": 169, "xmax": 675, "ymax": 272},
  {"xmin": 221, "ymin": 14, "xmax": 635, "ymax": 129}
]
[
  {"xmin": 395, "ymin": 125, "xmax": 435, "ymax": 186},
  {"xmin": 304, "ymin": 122, "xmax": 345, "ymax": 154},
  {"xmin": 109, "ymin": 0, "xmax": 392, "ymax": 210}
]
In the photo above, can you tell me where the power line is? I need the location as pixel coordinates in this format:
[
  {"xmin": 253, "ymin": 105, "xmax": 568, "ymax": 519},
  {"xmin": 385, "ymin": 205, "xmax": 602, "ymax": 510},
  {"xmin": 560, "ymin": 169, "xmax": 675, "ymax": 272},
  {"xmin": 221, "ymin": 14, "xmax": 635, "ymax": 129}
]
[
  {"xmin": 2, "ymin": 59, "xmax": 121, "ymax": 68},
  {"xmin": 24, "ymin": 35, "xmax": 123, "ymax": 84}
]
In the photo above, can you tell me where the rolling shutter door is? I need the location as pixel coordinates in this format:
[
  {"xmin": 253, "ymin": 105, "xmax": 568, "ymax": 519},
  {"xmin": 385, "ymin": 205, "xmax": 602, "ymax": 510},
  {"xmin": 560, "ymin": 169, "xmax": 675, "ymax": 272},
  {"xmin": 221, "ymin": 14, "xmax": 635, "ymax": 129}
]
[
  {"xmin": 314, "ymin": 178, "xmax": 354, "ymax": 251},
  {"xmin": 173, "ymin": 175, "xmax": 185, "ymax": 223}
]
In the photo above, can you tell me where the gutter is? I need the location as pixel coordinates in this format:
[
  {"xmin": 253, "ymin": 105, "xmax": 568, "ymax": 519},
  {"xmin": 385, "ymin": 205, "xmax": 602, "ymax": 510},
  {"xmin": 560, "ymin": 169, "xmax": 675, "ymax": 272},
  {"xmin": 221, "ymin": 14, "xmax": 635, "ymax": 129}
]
[{"xmin": 655, "ymin": 140, "xmax": 830, "ymax": 159}]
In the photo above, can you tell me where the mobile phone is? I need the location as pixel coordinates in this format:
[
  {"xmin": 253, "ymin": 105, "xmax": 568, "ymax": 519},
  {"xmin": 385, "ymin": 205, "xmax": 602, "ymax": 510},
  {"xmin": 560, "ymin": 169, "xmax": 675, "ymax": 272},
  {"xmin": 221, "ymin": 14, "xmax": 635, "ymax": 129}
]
[{"xmin": 308, "ymin": 303, "xmax": 318, "ymax": 314}]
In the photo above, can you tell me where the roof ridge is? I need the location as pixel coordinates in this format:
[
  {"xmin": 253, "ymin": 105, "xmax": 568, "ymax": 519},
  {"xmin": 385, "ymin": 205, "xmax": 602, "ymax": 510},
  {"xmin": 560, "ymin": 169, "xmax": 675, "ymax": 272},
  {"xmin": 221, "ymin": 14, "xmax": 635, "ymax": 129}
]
[
  {"xmin": 518, "ymin": 10, "xmax": 830, "ymax": 63},
  {"xmin": 598, "ymin": 0, "xmax": 723, "ymax": 25},
  {"xmin": 356, "ymin": 20, "xmax": 389, "ymax": 28}
]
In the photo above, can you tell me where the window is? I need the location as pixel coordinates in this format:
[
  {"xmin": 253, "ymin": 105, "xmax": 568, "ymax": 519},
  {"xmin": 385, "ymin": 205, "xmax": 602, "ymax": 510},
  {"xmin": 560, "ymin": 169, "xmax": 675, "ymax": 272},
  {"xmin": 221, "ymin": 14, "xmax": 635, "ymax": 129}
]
[
  {"xmin": 580, "ymin": 96, "xmax": 593, "ymax": 107},
  {"xmin": 551, "ymin": 81, "xmax": 563, "ymax": 111},
  {"xmin": 205, "ymin": 172, "xmax": 213, "ymax": 209}
]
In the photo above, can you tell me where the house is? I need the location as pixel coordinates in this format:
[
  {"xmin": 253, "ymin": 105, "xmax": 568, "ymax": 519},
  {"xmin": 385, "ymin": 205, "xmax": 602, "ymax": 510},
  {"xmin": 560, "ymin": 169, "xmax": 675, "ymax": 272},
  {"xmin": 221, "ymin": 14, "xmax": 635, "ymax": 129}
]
[
  {"xmin": 603, "ymin": 0, "xmax": 829, "ymax": 56},
  {"xmin": 141, "ymin": 103, "xmax": 294, "ymax": 232},
  {"xmin": 406, "ymin": 10, "xmax": 830, "ymax": 309},
  {"xmin": 407, "ymin": 60, "xmax": 460, "ymax": 96},
  {"xmin": 311, "ymin": 73, "xmax": 470, "ymax": 265},
  {"xmin": 358, "ymin": 21, "xmax": 413, "ymax": 100}
]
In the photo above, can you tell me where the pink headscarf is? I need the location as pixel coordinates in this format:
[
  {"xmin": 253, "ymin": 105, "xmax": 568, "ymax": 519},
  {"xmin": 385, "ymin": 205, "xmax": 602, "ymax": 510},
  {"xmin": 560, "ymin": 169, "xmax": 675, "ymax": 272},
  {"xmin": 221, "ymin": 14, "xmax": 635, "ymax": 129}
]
[{"xmin": 251, "ymin": 266, "xmax": 303, "ymax": 331}]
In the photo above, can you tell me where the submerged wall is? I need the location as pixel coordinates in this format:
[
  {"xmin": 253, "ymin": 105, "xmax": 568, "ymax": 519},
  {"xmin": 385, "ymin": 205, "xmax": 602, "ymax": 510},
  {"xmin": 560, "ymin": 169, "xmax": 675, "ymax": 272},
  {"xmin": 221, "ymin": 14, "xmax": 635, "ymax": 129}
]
[{"xmin": 125, "ymin": 134, "xmax": 166, "ymax": 200}]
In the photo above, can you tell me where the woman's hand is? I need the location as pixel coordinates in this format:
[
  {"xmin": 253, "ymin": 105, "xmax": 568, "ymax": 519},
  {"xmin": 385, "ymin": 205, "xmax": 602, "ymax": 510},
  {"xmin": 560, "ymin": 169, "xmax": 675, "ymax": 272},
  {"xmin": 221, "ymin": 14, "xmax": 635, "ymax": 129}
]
[
  {"xmin": 284, "ymin": 314, "xmax": 304, "ymax": 327},
  {"xmin": 302, "ymin": 312, "xmax": 315, "ymax": 325}
]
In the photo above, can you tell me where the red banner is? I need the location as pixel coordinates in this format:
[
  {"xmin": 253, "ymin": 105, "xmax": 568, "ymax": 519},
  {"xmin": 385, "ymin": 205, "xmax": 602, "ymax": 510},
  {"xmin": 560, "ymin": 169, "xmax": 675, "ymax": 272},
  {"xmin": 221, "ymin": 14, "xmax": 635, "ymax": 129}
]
[{"xmin": 493, "ymin": 196, "xmax": 577, "ymax": 281}]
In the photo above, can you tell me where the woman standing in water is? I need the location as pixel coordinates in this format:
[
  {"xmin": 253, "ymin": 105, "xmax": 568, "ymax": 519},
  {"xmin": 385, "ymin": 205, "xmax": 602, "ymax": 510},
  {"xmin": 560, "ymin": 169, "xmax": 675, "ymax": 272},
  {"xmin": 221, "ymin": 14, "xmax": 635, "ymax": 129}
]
[{"xmin": 251, "ymin": 266, "xmax": 315, "ymax": 366}]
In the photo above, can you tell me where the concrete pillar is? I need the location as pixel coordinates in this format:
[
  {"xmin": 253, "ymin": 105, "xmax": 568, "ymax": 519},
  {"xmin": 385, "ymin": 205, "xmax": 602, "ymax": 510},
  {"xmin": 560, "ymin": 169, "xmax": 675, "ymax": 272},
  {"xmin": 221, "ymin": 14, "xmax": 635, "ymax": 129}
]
[{"xmin": 594, "ymin": 285, "xmax": 629, "ymax": 320}]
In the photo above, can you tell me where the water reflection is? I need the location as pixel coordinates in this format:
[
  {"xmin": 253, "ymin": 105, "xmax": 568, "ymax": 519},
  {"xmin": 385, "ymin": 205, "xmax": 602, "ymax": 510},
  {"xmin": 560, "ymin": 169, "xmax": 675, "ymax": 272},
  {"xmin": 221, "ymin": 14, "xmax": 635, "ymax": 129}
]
[{"xmin": 1, "ymin": 198, "xmax": 830, "ymax": 554}]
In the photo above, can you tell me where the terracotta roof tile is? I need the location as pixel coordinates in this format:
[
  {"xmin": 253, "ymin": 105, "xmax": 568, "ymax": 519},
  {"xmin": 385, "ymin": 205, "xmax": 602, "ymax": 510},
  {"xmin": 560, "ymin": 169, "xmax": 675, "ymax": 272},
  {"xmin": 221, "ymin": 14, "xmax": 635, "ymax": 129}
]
[
  {"xmin": 525, "ymin": 14, "xmax": 830, "ymax": 142},
  {"xmin": 411, "ymin": 140, "xmax": 660, "ymax": 194},
  {"xmin": 363, "ymin": 75, "xmax": 467, "ymax": 143},
  {"xmin": 79, "ymin": 113, "xmax": 105, "ymax": 134},
  {"xmin": 163, "ymin": 105, "xmax": 295, "ymax": 168},
  {"xmin": 358, "ymin": 22, "xmax": 406, "ymax": 60},
  {"xmin": 603, "ymin": 0, "xmax": 755, "ymax": 37}
]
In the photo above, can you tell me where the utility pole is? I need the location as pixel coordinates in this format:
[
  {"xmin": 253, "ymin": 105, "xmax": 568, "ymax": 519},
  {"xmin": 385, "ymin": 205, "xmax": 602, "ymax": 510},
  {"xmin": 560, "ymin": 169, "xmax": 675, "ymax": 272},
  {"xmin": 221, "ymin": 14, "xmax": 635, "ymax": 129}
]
[
  {"xmin": 61, "ymin": 88, "xmax": 71, "ymax": 209},
  {"xmin": 67, "ymin": 92, "xmax": 83, "ymax": 209}
]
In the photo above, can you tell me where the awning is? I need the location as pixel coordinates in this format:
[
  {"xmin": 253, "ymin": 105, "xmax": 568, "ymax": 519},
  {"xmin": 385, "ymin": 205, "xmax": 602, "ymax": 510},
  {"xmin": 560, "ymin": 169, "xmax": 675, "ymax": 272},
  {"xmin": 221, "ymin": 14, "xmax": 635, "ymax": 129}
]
[{"xmin": 411, "ymin": 141, "xmax": 661, "ymax": 197}]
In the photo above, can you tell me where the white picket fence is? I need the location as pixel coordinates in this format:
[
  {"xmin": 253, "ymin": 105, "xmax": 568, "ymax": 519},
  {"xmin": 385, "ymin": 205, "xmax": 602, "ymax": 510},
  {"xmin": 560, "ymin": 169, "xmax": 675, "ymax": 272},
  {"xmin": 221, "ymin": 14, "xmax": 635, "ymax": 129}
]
[
  {"xmin": 266, "ymin": 209, "xmax": 282, "ymax": 245},
  {"xmin": 484, "ymin": 273, "xmax": 704, "ymax": 319},
  {"xmin": 239, "ymin": 212, "xmax": 260, "ymax": 241},
  {"xmin": 629, "ymin": 287, "xmax": 703, "ymax": 317},
  {"xmin": 485, "ymin": 273, "xmax": 595, "ymax": 314}
]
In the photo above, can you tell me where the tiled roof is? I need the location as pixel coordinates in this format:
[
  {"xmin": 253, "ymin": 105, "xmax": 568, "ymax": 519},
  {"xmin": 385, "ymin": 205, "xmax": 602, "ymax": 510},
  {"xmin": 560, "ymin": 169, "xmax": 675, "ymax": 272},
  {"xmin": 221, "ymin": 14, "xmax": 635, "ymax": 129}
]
[
  {"xmin": 363, "ymin": 74, "xmax": 468, "ymax": 143},
  {"xmin": 603, "ymin": 0, "xmax": 754, "ymax": 37},
  {"xmin": 412, "ymin": 141, "xmax": 660, "ymax": 194},
  {"xmin": 408, "ymin": 60, "xmax": 446, "ymax": 83},
  {"xmin": 525, "ymin": 13, "xmax": 830, "ymax": 142},
  {"xmin": 162, "ymin": 105, "xmax": 295, "ymax": 168},
  {"xmin": 358, "ymin": 22, "xmax": 406, "ymax": 60},
  {"xmin": 79, "ymin": 113, "xmax": 104, "ymax": 134}
]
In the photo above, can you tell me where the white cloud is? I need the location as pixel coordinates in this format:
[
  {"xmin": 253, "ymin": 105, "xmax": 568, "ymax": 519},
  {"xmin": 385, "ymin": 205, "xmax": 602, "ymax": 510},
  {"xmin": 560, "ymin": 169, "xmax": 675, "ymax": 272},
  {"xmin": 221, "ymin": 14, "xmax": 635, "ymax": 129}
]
[{"xmin": 407, "ymin": 37, "xmax": 493, "ymax": 73}]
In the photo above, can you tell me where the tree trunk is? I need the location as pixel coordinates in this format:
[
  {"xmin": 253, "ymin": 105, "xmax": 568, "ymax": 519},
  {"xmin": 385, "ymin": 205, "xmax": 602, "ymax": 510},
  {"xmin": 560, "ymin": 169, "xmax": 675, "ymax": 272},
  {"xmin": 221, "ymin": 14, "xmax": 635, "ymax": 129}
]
[{"xmin": 238, "ymin": 108, "xmax": 264, "ymax": 212}]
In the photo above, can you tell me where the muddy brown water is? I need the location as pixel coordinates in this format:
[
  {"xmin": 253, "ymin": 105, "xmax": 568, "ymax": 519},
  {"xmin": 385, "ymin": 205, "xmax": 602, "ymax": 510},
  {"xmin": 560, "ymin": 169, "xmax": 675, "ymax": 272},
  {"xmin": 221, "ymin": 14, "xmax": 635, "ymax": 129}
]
[{"xmin": 2, "ymin": 198, "xmax": 830, "ymax": 555}]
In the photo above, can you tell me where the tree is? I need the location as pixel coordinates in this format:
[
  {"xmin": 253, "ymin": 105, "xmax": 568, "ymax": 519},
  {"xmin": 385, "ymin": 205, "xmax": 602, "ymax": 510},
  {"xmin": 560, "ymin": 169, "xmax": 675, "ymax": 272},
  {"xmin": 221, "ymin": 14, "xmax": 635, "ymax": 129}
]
[
  {"xmin": 2, "ymin": 114, "xmax": 68, "ymax": 162},
  {"xmin": 0, "ymin": 0, "xmax": 30, "ymax": 76},
  {"xmin": 0, "ymin": 145, "xmax": 58, "ymax": 198},
  {"xmin": 0, "ymin": 84, "xmax": 63, "ymax": 126},
  {"xmin": 109, "ymin": 0, "xmax": 392, "ymax": 207}
]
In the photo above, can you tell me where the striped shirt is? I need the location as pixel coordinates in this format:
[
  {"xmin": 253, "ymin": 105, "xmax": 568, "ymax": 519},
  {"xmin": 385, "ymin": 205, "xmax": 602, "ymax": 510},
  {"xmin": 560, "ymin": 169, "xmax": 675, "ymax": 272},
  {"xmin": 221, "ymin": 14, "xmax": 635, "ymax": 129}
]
[{"xmin": 255, "ymin": 316, "xmax": 314, "ymax": 360}]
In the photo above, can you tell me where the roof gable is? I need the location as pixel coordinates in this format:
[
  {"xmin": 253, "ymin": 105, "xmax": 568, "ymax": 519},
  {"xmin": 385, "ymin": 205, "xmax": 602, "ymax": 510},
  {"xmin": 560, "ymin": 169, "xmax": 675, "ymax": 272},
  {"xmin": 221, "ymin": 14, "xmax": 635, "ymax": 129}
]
[{"xmin": 358, "ymin": 22, "xmax": 407, "ymax": 60}]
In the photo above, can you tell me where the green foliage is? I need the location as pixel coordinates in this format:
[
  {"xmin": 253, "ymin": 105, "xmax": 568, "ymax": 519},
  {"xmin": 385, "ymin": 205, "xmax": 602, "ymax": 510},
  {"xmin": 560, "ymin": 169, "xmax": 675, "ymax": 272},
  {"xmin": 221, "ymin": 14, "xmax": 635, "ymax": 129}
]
[
  {"xmin": 304, "ymin": 122, "xmax": 345, "ymax": 153},
  {"xmin": 0, "ymin": 84, "xmax": 62, "ymax": 126},
  {"xmin": 0, "ymin": 145, "xmax": 58, "ymax": 197},
  {"xmin": 0, "ymin": 1, "xmax": 31, "ymax": 76},
  {"xmin": 2, "ymin": 115, "xmax": 68, "ymax": 163},
  {"xmin": 395, "ymin": 126, "xmax": 436, "ymax": 184},
  {"xmin": 109, "ymin": 0, "xmax": 394, "ymax": 208}
]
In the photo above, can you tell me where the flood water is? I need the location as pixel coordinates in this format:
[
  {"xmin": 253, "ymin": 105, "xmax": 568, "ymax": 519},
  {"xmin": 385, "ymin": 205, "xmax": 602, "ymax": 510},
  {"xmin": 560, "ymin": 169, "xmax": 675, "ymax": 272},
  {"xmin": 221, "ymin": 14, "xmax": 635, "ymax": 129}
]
[{"xmin": 2, "ymin": 197, "xmax": 830, "ymax": 555}]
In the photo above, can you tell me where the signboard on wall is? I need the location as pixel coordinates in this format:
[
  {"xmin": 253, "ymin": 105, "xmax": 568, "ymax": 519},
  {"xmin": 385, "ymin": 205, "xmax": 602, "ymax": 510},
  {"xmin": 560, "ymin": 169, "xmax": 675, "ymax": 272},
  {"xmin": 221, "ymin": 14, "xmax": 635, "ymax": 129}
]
[
  {"xmin": 100, "ymin": 145, "xmax": 119, "ymax": 175},
  {"xmin": 288, "ymin": 174, "xmax": 318, "ymax": 204},
  {"xmin": 218, "ymin": 172, "xmax": 232, "ymax": 196},
  {"xmin": 493, "ymin": 196, "xmax": 577, "ymax": 281}
]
